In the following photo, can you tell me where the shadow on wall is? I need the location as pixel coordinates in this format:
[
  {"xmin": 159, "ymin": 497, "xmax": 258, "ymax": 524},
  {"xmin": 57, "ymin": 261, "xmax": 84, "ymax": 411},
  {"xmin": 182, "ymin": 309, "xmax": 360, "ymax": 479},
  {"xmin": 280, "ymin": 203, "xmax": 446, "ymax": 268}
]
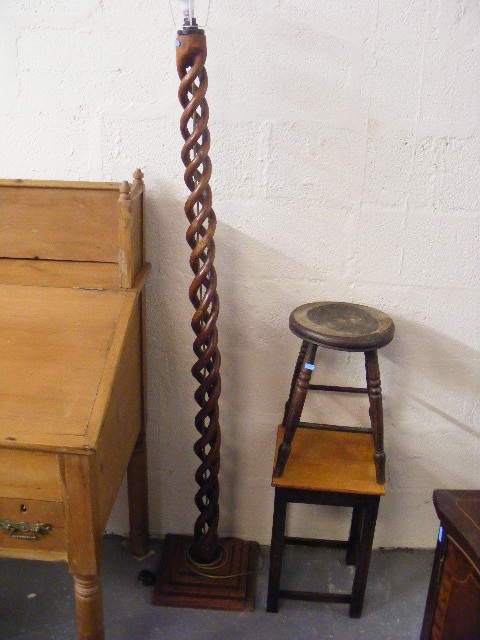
[
  {"xmin": 212, "ymin": 218, "xmax": 377, "ymax": 537},
  {"xmin": 377, "ymin": 316, "xmax": 478, "ymax": 545},
  {"xmin": 383, "ymin": 317, "xmax": 479, "ymax": 489},
  {"xmin": 145, "ymin": 186, "xmax": 364, "ymax": 538},
  {"xmin": 388, "ymin": 317, "xmax": 478, "ymax": 425},
  {"xmin": 144, "ymin": 186, "xmax": 479, "ymax": 543}
]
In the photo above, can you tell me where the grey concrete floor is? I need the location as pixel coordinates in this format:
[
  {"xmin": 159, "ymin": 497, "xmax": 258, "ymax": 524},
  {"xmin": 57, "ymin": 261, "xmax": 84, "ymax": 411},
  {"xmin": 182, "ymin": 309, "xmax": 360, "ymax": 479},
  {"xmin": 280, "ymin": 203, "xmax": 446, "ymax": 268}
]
[{"xmin": 0, "ymin": 537, "xmax": 433, "ymax": 640}]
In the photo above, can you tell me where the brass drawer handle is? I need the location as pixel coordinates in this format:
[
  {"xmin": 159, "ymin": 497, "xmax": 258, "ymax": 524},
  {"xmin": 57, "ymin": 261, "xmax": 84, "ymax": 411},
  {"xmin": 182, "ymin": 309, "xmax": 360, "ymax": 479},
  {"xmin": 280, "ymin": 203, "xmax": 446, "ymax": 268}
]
[{"xmin": 0, "ymin": 519, "xmax": 52, "ymax": 540}]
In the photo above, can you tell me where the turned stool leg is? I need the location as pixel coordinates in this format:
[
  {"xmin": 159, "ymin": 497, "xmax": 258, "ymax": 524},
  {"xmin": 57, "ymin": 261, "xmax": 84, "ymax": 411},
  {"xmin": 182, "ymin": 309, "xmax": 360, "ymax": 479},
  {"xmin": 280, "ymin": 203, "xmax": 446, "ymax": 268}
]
[
  {"xmin": 349, "ymin": 496, "xmax": 380, "ymax": 618},
  {"xmin": 364, "ymin": 350, "xmax": 386, "ymax": 484},
  {"xmin": 274, "ymin": 342, "xmax": 317, "ymax": 478},
  {"xmin": 283, "ymin": 340, "xmax": 308, "ymax": 425},
  {"xmin": 127, "ymin": 426, "xmax": 150, "ymax": 557},
  {"xmin": 73, "ymin": 574, "xmax": 105, "ymax": 640},
  {"xmin": 267, "ymin": 490, "xmax": 288, "ymax": 613}
]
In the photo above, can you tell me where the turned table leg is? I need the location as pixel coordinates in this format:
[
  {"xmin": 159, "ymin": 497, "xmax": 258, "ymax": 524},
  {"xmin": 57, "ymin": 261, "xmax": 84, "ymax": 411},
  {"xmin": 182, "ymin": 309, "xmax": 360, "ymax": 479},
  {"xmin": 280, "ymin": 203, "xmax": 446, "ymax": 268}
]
[
  {"xmin": 73, "ymin": 574, "xmax": 105, "ymax": 640},
  {"xmin": 61, "ymin": 454, "xmax": 105, "ymax": 640}
]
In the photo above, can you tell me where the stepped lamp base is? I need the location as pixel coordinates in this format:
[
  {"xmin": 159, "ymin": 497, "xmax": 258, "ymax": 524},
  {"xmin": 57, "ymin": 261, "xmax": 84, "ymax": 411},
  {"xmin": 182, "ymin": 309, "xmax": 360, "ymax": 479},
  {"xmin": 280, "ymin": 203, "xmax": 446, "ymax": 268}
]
[{"xmin": 152, "ymin": 534, "xmax": 259, "ymax": 611}]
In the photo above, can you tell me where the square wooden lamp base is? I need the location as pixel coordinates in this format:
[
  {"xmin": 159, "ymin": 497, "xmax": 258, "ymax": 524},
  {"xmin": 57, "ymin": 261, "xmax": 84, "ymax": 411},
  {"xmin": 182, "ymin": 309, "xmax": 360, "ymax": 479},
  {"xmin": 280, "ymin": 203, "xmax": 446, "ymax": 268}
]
[{"xmin": 152, "ymin": 534, "xmax": 259, "ymax": 611}]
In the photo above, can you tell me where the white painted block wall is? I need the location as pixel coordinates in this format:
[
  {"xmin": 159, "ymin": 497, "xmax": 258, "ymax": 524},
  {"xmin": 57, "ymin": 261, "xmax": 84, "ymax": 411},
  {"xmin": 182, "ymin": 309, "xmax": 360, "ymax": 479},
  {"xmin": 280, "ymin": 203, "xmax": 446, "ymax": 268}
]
[{"xmin": 0, "ymin": 0, "xmax": 478, "ymax": 548}]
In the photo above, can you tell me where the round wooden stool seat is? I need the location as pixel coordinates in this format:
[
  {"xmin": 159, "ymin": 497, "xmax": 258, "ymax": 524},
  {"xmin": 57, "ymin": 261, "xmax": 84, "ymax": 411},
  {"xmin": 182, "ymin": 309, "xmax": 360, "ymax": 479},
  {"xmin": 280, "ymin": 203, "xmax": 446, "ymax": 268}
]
[{"xmin": 289, "ymin": 301, "xmax": 394, "ymax": 352}]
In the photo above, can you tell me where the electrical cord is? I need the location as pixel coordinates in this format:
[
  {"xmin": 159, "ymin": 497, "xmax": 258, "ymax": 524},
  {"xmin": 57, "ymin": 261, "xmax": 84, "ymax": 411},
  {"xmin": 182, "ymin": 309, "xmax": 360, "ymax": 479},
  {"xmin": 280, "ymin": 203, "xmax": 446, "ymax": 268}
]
[{"xmin": 184, "ymin": 542, "xmax": 265, "ymax": 580}]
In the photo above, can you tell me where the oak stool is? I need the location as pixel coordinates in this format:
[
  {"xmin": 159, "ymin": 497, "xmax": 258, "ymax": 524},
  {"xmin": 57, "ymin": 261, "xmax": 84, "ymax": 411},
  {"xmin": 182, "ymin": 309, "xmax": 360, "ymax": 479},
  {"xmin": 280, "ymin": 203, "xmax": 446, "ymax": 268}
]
[{"xmin": 267, "ymin": 301, "xmax": 394, "ymax": 617}]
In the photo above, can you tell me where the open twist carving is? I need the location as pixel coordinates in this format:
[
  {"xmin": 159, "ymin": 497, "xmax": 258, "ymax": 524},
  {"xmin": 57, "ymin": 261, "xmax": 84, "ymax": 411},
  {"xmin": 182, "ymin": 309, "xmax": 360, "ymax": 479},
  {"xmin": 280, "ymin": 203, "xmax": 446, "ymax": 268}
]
[{"xmin": 176, "ymin": 33, "xmax": 221, "ymax": 564}]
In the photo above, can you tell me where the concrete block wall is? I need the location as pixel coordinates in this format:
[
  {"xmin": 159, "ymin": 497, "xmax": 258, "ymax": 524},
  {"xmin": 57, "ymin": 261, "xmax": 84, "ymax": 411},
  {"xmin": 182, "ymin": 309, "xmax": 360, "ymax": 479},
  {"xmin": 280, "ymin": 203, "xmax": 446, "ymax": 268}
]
[{"xmin": 0, "ymin": 0, "xmax": 478, "ymax": 547}]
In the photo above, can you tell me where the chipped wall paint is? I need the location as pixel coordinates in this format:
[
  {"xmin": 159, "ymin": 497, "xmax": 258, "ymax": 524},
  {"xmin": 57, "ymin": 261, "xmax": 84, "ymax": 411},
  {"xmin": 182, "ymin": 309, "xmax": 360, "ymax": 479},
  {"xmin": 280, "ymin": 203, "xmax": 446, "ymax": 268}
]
[{"xmin": 0, "ymin": 0, "xmax": 478, "ymax": 547}]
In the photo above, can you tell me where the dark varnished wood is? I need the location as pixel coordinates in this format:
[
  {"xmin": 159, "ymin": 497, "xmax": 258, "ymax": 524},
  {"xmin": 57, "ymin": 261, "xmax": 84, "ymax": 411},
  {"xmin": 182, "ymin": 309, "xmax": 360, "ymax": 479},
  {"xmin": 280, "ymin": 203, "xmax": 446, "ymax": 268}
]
[
  {"xmin": 268, "ymin": 427, "xmax": 383, "ymax": 617},
  {"xmin": 126, "ymin": 425, "xmax": 150, "ymax": 558},
  {"xmin": 274, "ymin": 342, "xmax": 317, "ymax": 478},
  {"xmin": 420, "ymin": 490, "xmax": 480, "ymax": 640},
  {"xmin": 175, "ymin": 31, "xmax": 222, "ymax": 566},
  {"xmin": 289, "ymin": 301, "xmax": 394, "ymax": 352},
  {"xmin": 283, "ymin": 340, "xmax": 308, "ymax": 424},
  {"xmin": 153, "ymin": 534, "xmax": 258, "ymax": 611},
  {"xmin": 364, "ymin": 350, "xmax": 386, "ymax": 484},
  {"xmin": 153, "ymin": 29, "xmax": 258, "ymax": 611},
  {"xmin": 267, "ymin": 486, "xmax": 380, "ymax": 618},
  {"xmin": 274, "ymin": 301, "xmax": 394, "ymax": 483},
  {"xmin": 346, "ymin": 505, "xmax": 364, "ymax": 566}
]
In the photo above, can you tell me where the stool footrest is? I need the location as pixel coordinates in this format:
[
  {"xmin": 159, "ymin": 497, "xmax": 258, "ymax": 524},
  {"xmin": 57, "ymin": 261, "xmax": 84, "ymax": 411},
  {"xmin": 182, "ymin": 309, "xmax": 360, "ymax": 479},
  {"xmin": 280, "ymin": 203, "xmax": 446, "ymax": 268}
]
[
  {"xmin": 285, "ymin": 536, "xmax": 349, "ymax": 550},
  {"xmin": 280, "ymin": 589, "xmax": 352, "ymax": 604},
  {"xmin": 309, "ymin": 384, "xmax": 368, "ymax": 394},
  {"xmin": 298, "ymin": 421, "xmax": 373, "ymax": 435}
]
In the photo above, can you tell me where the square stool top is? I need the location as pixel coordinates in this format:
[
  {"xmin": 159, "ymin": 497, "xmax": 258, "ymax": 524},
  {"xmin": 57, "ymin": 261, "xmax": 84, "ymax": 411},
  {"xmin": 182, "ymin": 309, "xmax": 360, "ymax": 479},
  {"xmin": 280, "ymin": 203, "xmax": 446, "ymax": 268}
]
[{"xmin": 272, "ymin": 426, "xmax": 385, "ymax": 496}]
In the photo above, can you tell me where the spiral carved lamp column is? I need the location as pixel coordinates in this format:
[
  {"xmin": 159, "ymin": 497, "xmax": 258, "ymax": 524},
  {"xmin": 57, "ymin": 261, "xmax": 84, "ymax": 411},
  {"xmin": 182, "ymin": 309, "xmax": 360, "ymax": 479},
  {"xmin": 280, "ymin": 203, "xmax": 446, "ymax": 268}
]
[
  {"xmin": 178, "ymin": 31, "xmax": 221, "ymax": 566},
  {"xmin": 153, "ymin": 3, "xmax": 258, "ymax": 611}
]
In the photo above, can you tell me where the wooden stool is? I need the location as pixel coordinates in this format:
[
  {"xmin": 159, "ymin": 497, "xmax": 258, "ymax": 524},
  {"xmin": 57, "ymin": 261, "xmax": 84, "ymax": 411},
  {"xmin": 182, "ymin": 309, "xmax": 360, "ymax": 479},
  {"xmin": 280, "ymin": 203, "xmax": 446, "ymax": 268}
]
[
  {"xmin": 267, "ymin": 426, "xmax": 384, "ymax": 617},
  {"xmin": 267, "ymin": 301, "xmax": 394, "ymax": 616},
  {"xmin": 273, "ymin": 301, "xmax": 394, "ymax": 484}
]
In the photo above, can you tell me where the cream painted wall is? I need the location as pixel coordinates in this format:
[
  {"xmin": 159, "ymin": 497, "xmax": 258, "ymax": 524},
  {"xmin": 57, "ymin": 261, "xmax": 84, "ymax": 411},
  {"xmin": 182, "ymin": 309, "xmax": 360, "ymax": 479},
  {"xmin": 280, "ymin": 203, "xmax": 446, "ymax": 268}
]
[{"xmin": 0, "ymin": 1, "xmax": 478, "ymax": 548}]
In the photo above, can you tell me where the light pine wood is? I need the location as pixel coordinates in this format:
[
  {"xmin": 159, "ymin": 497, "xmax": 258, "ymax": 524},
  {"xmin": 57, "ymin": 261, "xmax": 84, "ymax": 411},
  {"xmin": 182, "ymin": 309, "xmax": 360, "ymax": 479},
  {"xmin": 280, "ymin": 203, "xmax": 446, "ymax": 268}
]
[
  {"xmin": 0, "ymin": 173, "xmax": 149, "ymax": 640},
  {"xmin": 60, "ymin": 454, "xmax": 104, "ymax": 640},
  {"xmin": 272, "ymin": 426, "xmax": 385, "ymax": 496},
  {"xmin": 0, "ymin": 497, "xmax": 66, "ymax": 559},
  {"xmin": 60, "ymin": 453, "xmax": 101, "ymax": 576},
  {"xmin": 0, "ymin": 258, "xmax": 119, "ymax": 289},
  {"xmin": 0, "ymin": 284, "xmax": 126, "ymax": 448},
  {"xmin": 95, "ymin": 301, "xmax": 143, "ymax": 530},
  {"xmin": 0, "ymin": 173, "xmax": 146, "ymax": 290},
  {"xmin": 0, "ymin": 178, "xmax": 120, "ymax": 191},
  {"xmin": 73, "ymin": 574, "xmax": 105, "ymax": 640},
  {"xmin": 0, "ymin": 449, "xmax": 62, "ymax": 500},
  {"xmin": 84, "ymin": 291, "xmax": 138, "ymax": 448},
  {"xmin": 0, "ymin": 184, "xmax": 119, "ymax": 263},
  {"xmin": 118, "ymin": 169, "xmax": 145, "ymax": 289}
]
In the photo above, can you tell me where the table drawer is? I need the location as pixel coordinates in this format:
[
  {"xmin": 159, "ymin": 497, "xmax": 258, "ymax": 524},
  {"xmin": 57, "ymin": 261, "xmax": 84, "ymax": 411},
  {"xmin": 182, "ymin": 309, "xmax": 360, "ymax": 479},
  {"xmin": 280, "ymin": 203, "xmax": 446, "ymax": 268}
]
[
  {"xmin": 0, "ymin": 449, "xmax": 62, "ymax": 501},
  {"xmin": 0, "ymin": 497, "xmax": 66, "ymax": 559}
]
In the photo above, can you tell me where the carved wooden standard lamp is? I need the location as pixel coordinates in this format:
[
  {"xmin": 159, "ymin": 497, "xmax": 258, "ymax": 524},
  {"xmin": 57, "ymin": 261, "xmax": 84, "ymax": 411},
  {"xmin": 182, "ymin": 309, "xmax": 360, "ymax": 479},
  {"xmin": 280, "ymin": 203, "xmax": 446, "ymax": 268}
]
[{"xmin": 152, "ymin": 0, "xmax": 258, "ymax": 611}]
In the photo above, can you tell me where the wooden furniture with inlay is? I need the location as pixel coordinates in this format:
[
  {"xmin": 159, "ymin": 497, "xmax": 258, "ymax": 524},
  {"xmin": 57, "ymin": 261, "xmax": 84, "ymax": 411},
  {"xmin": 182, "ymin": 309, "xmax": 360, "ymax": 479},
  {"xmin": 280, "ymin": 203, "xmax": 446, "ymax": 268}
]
[
  {"xmin": 267, "ymin": 301, "xmax": 394, "ymax": 617},
  {"xmin": 420, "ymin": 489, "xmax": 480, "ymax": 640},
  {"xmin": 0, "ymin": 172, "xmax": 150, "ymax": 640}
]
